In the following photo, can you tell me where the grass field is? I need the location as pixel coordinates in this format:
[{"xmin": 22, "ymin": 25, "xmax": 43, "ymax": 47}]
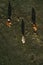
[{"xmin": 0, "ymin": 0, "xmax": 43, "ymax": 65}]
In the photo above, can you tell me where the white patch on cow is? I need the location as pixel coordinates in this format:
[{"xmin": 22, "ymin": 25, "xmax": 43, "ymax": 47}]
[
  {"xmin": 17, "ymin": 19, "xmax": 19, "ymax": 22},
  {"xmin": 21, "ymin": 36, "xmax": 25, "ymax": 44},
  {"xmin": 8, "ymin": 19, "xmax": 10, "ymax": 21}
]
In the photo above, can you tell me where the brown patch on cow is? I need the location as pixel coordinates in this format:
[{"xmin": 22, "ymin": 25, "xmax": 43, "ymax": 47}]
[{"xmin": 6, "ymin": 21, "xmax": 12, "ymax": 27}]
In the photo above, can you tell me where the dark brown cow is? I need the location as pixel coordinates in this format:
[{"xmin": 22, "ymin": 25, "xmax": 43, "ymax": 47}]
[
  {"xmin": 6, "ymin": 1, "xmax": 12, "ymax": 27},
  {"xmin": 31, "ymin": 7, "xmax": 37, "ymax": 33}
]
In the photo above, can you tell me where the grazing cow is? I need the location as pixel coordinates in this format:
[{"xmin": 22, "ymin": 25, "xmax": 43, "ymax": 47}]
[
  {"xmin": 6, "ymin": 1, "xmax": 12, "ymax": 27},
  {"xmin": 21, "ymin": 19, "xmax": 25, "ymax": 44},
  {"xmin": 32, "ymin": 7, "xmax": 37, "ymax": 33}
]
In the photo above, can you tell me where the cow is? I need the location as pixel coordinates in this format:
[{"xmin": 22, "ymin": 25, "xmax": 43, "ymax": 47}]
[
  {"xmin": 21, "ymin": 19, "xmax": 25, "ymax": 44},
  {"xmin": 6, "ymin": 1, "xmax": 12, "ymax": 27},
  {"xmin": 31, "ymin": 7, "xmax": 37, "ymax": 33}
]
